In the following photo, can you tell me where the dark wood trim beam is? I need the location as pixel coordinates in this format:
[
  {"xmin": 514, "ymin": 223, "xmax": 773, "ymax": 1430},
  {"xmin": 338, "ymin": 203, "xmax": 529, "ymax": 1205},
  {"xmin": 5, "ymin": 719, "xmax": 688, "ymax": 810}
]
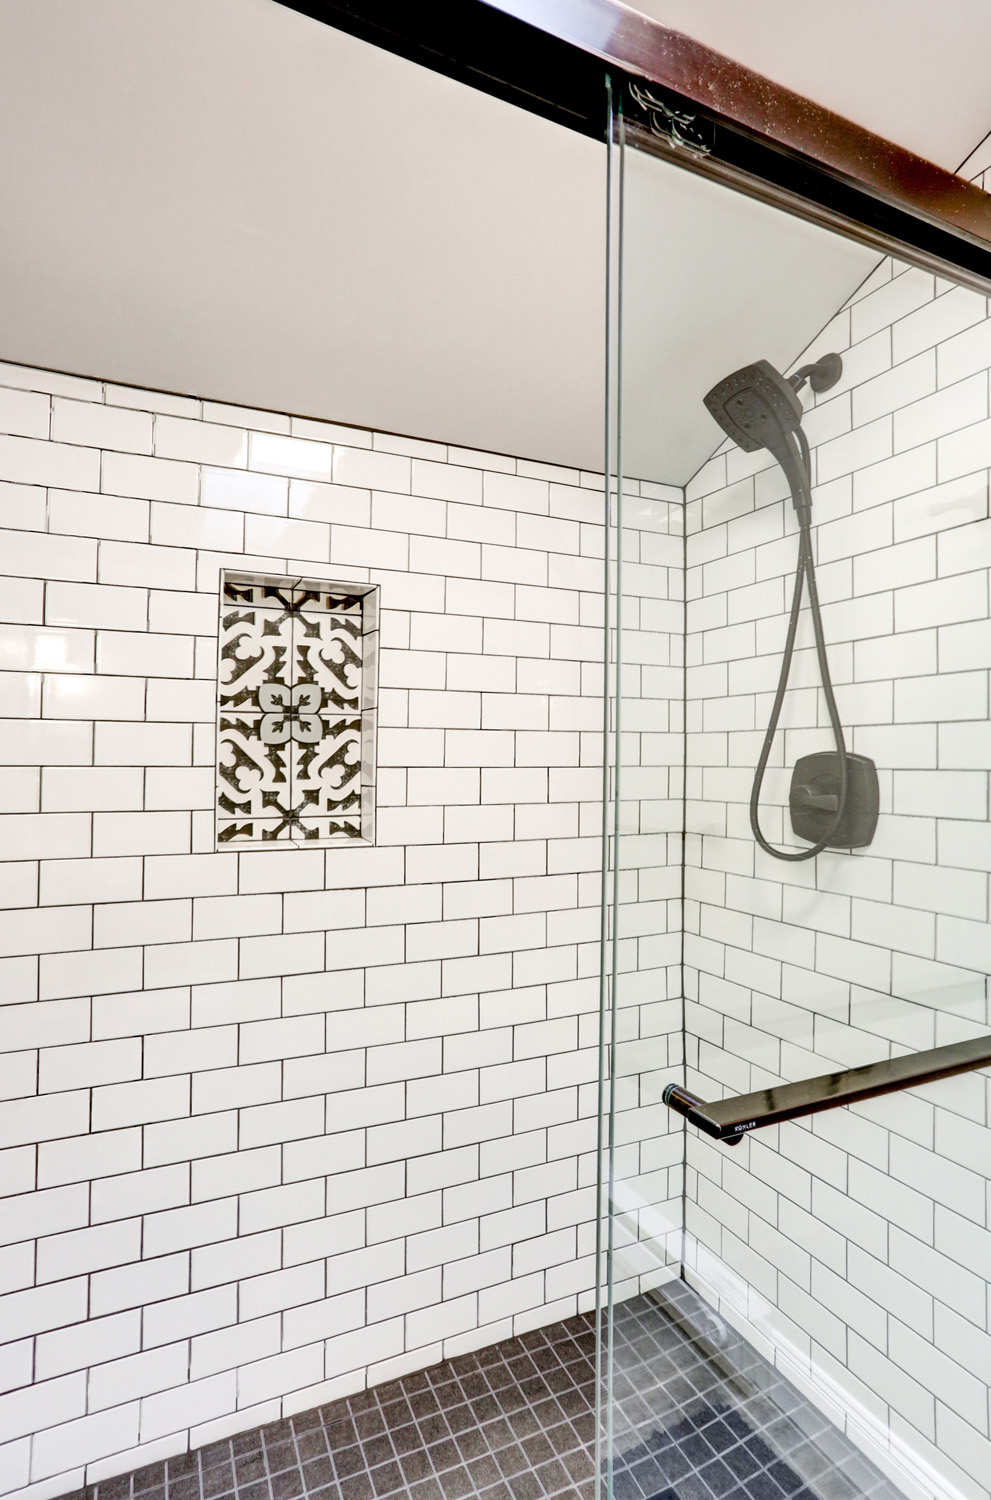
[
  {"xmin": 274, "ymin": 0, "xmax": 991, "ymax": 286},
  {"xmin": 273, "ymin": 0, "xmax": 611, "ymax": 138},
  {"xmin": 488, "ymin": 0, "xmax": 991, "ymax": 249}
]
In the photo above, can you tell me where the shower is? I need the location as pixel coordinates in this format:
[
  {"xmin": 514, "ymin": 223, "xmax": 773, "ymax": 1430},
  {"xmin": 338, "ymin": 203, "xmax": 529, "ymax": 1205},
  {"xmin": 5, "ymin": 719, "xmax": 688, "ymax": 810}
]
[{"xmin": 703, "ymin": 354, "xmax": 878, "ymax": 861}]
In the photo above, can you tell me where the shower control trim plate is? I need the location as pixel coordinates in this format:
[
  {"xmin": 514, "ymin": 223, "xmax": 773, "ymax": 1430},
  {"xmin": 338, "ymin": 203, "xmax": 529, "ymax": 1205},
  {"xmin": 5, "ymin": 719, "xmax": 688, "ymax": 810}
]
[
  {"xmin": 790, "ymin": 750, "xmax": 879, "ymax": 849},
  {"xmin": 662, "ymin": 1032, "xmax": 991, "ymax": 1144}
]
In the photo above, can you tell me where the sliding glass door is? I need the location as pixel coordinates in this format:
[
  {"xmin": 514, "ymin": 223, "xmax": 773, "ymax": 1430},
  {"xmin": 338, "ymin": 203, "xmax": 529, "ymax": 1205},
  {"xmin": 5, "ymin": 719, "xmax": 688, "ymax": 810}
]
[{"xmin": 598, "ymin": 78, "xmax": 991, "ymax": 1500}]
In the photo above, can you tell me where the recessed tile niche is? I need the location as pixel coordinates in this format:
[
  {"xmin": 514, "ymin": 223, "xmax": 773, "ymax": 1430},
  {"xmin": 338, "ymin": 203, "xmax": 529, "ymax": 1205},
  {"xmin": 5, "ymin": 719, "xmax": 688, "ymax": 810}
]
[{"xmin": 216, "ymin": 572, "xmax": 379, "ymax": 847}]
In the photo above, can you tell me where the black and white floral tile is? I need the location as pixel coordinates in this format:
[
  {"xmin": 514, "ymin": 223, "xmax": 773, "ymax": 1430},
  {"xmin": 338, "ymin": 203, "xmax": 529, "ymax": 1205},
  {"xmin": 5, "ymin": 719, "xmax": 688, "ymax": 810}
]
[{"xmin": 217, "ymin": 575, "xmax": 377, "ymax": 845}]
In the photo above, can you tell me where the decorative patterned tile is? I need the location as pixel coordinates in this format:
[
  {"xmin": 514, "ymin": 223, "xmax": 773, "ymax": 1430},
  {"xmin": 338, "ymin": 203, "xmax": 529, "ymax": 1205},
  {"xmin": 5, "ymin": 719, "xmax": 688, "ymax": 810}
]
[
  {"xmin": 217, "ymin": 712, "xmax": 288, "ymax": 834},
  {"xmin": 292, "ymin": 717, "xmax": 363, "ymax": 819},
  {"xmin": 219, "ymin": 603, "xmax": 292, "ymax": 712},
  {"xmin": 217, "ymin": 573, "xmax": 376, "ymax": 847},
  {"xmin": 295, "ymin": 613, "xmax": 362, "ymax": 716}
]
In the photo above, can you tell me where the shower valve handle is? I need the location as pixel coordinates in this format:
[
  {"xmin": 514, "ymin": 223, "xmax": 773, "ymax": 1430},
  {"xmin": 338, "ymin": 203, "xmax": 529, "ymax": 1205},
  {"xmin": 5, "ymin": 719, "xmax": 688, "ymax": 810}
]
[{"xmin": 792, "ymin": 785, "xmax": 839, "ymax": 812}]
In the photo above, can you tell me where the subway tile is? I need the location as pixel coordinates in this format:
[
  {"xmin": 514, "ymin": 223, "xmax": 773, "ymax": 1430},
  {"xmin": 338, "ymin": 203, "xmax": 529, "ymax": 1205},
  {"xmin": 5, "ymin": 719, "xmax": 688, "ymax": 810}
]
[
  {"xmin": 289, "ymin": 477, "xmax": 369, "ymax": 527},
  {"xmin": 371, "ymin": 489, "xmax": 446, "ymax": 538},
  {"xmin": 102, "ymin": 450, "xmax": 198, "ymax": 505},
  {"xmin": 147, "ymin": 587, "xmax": 217, "ymax": 637},
  {"xmin": 155, "ymin": 415, "xmax": 247, "ymax": 467},
  {"xmin": 42, "ymin": 672, "xmax": 144, "ymax": 722},
  {"xmin": 201, "ymin": 465, "xmax": 288, "ymax": 514},
  {"xmin": 88, "ymin": 1343, "xmax": 190, "ymax": 1416},
  {"xmin": 894, "ymin": 470, "xmax": 988, "ymax": 542},
  {"xmin": 0, "ymin": 528, "xmax": 98, "ymax": 583},
  {"xmin": 0, "ymin": 480, "xmax": 44, "ymax": 540},
  {"xmin": 894, "ymin": 769, "xmax": 986, "ymax": 820},
  {"xmin": 853, "ymin": 443, "xmax": 936, "ymax": 510},
  {"xmin": 92, "ymin": 1075, "xmax": 191, "ymax": 1132},
  {"xmin": 140, "ymin": 1370, "xmax": 237, "ymax": 1444},
  {"xmin": 850, "ymin": 897, "xmax": 935, "ymax": 958},
  {"xmin": 244, "ymin": 511, "xmax": 331, "ymax": 561},
  {"xmin": 150, "ymin": 500, "xmax": 243, "ymax": 552},
  {"xmin": 0, "ymin": 722, "xmax": 93, "ymax": 776},
  {"xmin": 895, "ymin": 568, "xmax": 987, "ymax": 632},
  {"xmin": 894, "ymin": 859, "xmax": 986, "ymax": 921},
  {"xmin": 938, "ymin": 410, "xmax": 991, "ymax": 481},
  {"xmin": 936, "ymin": 1401, "xmax": 991, "ymax": 1491},
  {"xmin": 411, "ymin": 459, "xmax": 482, "ymax": 503},
  {"xmin": 893, "ymin": 371, "xmax": 987, "ymax": 451},
  {"xmin": 0, "ymin": 432, "xmax": 100, "ymax": 490},
  {"xmin": 938, "ymin": 309, "xmax": 991, "ymax": 385},
  {"xmin": 37, "ymin": 1128, "xmax": 141, "ymax": 1190},
  {"xmin": 46, "ymin": 580, "xmax": 147, "ymax": 632},
  {"xmin": 936, "ymin": 912, "xmax": 991, "ymax": 972},
  {"xmin": 891, "ymin": 1136, "xmax": 985, "ymax": 1225},
  {"xmin": 938, "ymin": 718, "xmax": 991, "ymax": 771},
  {"xmin": 448, "ymin": 498, "xmax": 514, "ymax": 545},
  {"xmin": 40, "ymin": 947, "xmax": 144, "ymax": 1003},
  {"xmin": 483, "ymin": 471, "xmax": 548, "ymax": 515},
  {"xmin": 938, "ymin": 511, "xmax": 991, "ymax": 580},
  {"xmin": 851, "ymin": 267, "xmax": 934, "ymax": 343},
  {"xmin": 894, "ymin": 286, "xmax": 985, "ymax": 364},
  {"xmin": 143, "ymin": 1113, "xmax": 236, "ymax": 1172},
  {"xmin": 52, "ymin": 399, "xmax": 152, "ymax": 453},
  {"xmin": 333, "ymin": 445, "xmax": 410, "ymax": 492},
  {"xmin": 895, "ymin": 669, "xmax": 986, "ymax": 724},
  {"xmin": 93, "ymin": 811, "xmax": 191, "ymax": 858},
  {"xmin": 817, "ymin": 417, "xmax": 893, "ymax": 484},
  {"xmin": 95, "ymin": 631, "xmax": 194, "ymax": 682},
  {"xmin": 853, "ymin": 535, "xmax": 934, "ymax": 595},
  {"xmin": 246, "ymin": 430, "xmax": 333, "ymax": 480},
  {"xmin": 0, "ymin": 385, "xmax": 50, "ymax": 439}
]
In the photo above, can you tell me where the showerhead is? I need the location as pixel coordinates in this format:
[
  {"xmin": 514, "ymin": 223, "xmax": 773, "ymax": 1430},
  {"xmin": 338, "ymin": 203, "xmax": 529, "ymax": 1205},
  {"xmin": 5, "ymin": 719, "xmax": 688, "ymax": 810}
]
[
  {"xmin": 701, "ymin": 350, "xmax": 866, "ymax": 866},
  {"xmin": 703, "ymin": 358, "xmax": 803, "ymax": 455}
]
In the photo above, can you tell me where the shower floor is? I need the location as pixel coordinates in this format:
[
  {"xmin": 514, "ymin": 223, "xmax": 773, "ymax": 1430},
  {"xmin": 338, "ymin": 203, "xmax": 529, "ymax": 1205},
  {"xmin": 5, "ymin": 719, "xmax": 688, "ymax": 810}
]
[
  {"xmin": 60, "ymin": 1282, "xmax": 901, "ymax": 1500},
  {"xmin": 607, "ymin": 1285, "xmax": 902, "ymax": 1500}
]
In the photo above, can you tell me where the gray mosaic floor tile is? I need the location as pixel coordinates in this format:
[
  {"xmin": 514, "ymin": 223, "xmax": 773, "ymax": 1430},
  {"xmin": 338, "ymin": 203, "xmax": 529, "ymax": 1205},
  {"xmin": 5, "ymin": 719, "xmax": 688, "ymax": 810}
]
[{"xmin": 60, "ymin": 1282, "xmax": 906, "ymax": 1500}]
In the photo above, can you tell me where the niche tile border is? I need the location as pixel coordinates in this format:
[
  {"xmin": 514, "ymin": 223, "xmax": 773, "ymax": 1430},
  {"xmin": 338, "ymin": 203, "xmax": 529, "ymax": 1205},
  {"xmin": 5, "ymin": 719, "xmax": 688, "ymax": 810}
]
[{"xmin": 216, "ymin": 570, "xmax": 379, "ymax": 849}]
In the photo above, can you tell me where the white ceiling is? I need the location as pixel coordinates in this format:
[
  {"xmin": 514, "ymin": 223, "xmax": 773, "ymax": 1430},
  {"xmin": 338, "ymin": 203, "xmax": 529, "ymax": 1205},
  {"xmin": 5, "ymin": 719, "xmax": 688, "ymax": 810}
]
[
  {"xmin": 0, "ymin": 0, "xmax": 605, "ymax": 469},
  {"xmin": 621, "ymin": 152, "xmax": 876, "ymax": 482},
  {"xmin": 0, "ymin": 1, "xmax": 984, "ymax": 481}
]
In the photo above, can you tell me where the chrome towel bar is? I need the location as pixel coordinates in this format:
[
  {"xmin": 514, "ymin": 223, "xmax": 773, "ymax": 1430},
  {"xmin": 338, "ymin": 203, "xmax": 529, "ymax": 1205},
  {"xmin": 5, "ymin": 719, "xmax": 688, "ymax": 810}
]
[{"xmin": 663, "ymin": 1033, "xmax": 991, "ymax": 1145}]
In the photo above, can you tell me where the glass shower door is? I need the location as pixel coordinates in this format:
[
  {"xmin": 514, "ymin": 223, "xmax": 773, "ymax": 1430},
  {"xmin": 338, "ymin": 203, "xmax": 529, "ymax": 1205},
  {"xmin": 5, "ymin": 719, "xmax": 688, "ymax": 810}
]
[
  {"xmin": 596, "ymin": 86, "xmax": 688, "ymax": 1500},
  {"xmin": 598, "ymin": 79, "xmax": 991, "ymax": 1500}
]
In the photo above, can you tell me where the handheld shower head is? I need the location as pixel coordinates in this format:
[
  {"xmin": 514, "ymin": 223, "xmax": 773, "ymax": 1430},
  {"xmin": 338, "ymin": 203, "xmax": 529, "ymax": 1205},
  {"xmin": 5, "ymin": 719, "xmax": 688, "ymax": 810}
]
[
  {"xmin": 703, "ymin": 358, "xmax": 803, "ymax": 457},
  {"xmin": 703, "ymin": 353, "xmax": 842, "ymax": 525},
  {"xmin": 699, "ymin": 349, "xmax": 872, "ymax": 865}
]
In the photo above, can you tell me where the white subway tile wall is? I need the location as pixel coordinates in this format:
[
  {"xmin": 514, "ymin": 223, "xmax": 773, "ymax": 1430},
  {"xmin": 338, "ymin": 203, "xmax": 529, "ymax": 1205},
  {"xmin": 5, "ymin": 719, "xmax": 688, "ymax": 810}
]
[
  {"xmin": 684, "ymin": 263, "xmax": 991, "ymax": 1500},
  {"xmin": 0, "ymin": 362, "xmax": 683, "ymax": 1500},
  {"xmin": 608, "ymin": 487, "xmax": 687, "ymax": 1303},
  {"xmin": 6, "ymin": 258, "xmax": 991, "ymax": 1500}
]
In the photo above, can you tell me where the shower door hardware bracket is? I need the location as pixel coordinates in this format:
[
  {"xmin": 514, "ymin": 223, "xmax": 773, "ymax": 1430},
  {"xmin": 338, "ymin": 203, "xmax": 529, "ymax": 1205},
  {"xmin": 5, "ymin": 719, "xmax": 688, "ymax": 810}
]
[
  {"xmin": 663, "ymin": 1033, "xmax": 991, "ymax": 1145},
  {"xmin": 626, "ymin": 81, "xmax": 712, "ymax": 158}
]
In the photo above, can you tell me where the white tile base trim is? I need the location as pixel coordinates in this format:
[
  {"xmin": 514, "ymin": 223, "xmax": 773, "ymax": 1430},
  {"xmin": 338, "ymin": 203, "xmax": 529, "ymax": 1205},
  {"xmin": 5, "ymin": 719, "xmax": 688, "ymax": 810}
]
[{"xmin": 684, "ymin": 1247, "xmax": 976, "ymax": 1500}]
